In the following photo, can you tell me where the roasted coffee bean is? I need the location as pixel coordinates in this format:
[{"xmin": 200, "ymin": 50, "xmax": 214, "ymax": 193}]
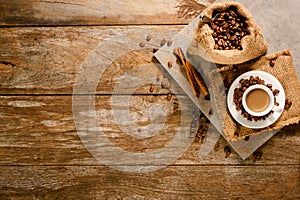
[
  {"xmin": 167, "ymin": 39, "xmax": 173, "ymax": 46},
  {"xmin": 211, "ymin": 7, "xmax": 248, "ymax": 51},
  {"xmin": 160, "ymin": 39, "xmax": 167, "ymax": 46},
  {"xmin": 244, "ymin": 136, "xmax": 250, "ymax": 141},
  {"xmin": 139, "ymin": 41, "xmax": 146, "ymax": 47},
  {"xmin": 213, "ymin": 142, "xmax": 220, "ymax": 151},
  {"xmin": 167, "ymin": 93, "xmax": 172, "ymax": 101},
  {"xmin": 285, "ymin": 99, "xmax": 292, "ymax": 110},
  {"xmin": 252, "ymin": 150, "xmax": 263, "ymax": 161},
  {"xmin": 201, "ymin": 136, "xmax": 206, "ymax": 143},
  {"xmin": 173, "ymin": 103, "xmax": 179, "ymax": 111},
  {"xmin": 270, "ymin": 60, "xmax": 275, "ymax": 67},
  {"xmin": 234, "ymin": 131, "xmax": 239, "ymax": 137},
  {"xmin": 146, "ymin": 35, "xmax": 152, "ymax": 41},
  {"xmin": 167, "ymin": 61, "xmax": 172, "ymax": 68},
  {"xmin": 224, "ymin": 146, "xmax": 232, "ymax": 158},
  {"xmin": 273, "ymin": 89, "xmax": 280, "ymax": 95},
  {"xmin": 153, "ymin": 48, "xmax": 159, "ymax": 53},
  {"xmin": 149, "ymin": 85, "xmax": 155, "ymax": 93}
]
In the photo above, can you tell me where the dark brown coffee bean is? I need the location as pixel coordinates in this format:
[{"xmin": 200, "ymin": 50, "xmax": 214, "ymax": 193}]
[
  {"xmin": 173, "ymin": 103, "xmax": 179, "ymax": 111},
  {"xmin": 139, "ymin": 41, "xmax": 146, "ymax": 47},
  {"xmin": 252, "ymin": 150, "xmax": 263, "ymax": 161},
  {"xmin": 224, "ymin": 146, "xmax": 232, "ymax": 158},
  {"xmin": 153, "ymin": 48, "xmax": 159, "ymax": 53},
  {"xmin": 273, "ymin": 89, "xmax": 280, "ymax": 95},
  {"xmin": 146, "ymin": 35, "xmax": 152, "ymax": 41},
  {"xmin": 149, "ymin": 85, "xmax": 155, "ymax": 93},
  {"xmin": 218, "ymin": 40, "xmax": 223, "ymax": 46},
  {"xmin": 211, "ymin": 23, "xmax": 217, "ymax": 30},
  {"xmin": 201, "ymin": 136, "xmax": 206, "ymax": 143},
  {"xmin": 270, "ymin": 60, "xmax": 275, "ymax": 67},
  {"xmin": 266, "ymin": 84, "xmax": 272, "ymax": 88},
  {"xmin": 167, "ymin": 39, "xmax": 173, "ymax": 46},
  {"xmin": 231, "ymin": 35, "xmax": 237, "ymax": 40},
  {"xmin": 167, "ymin": 61, "xmax": 172, "ymax": 68},
  {"xmin": 167, "ymin": 93, "xmax": 172, "ymax": 101},
  {"xmin": 214, "ymin": 142, "xmax": 220, "ymax": 151},
  {"xmin": 244, "ymin": 136, "xmax": 250, "ymax": 141},
  {"xmin": 285, "ymin": 99, "xmax": 292, "ymax": 109},
  {"xmin": 160, "ymin": 39, "xmax": 166, "ymax": 46},
  {"xmin": 229, "ymin": 10, "xmax": 237, "ymax": 17},
  {"xmin": 234, "ymin": 131, "xmax": 239, "ymax": 137}
]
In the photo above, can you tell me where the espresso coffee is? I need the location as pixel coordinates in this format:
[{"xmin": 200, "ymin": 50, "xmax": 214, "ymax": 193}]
[{"xmin": 246, "ymin": 88, "xmax": 270, "ymax": 112}]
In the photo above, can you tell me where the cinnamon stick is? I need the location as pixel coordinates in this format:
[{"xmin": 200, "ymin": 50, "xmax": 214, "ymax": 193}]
[
  {"xmin": 186, "ymin": 61, "xmax": 209, "ymax": 97},
  {"xmin": 174, "ymin": 47, "xmax": 200, "ymax": 97},
  {"xmin": 173, "ymin": 47, "xmax": 209, "ymax": 99}
]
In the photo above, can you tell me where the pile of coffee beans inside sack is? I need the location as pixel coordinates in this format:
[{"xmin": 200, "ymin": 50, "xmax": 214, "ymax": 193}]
[
  {"xmin": 233, "ymin": 76, "xmax": 280, "ymax": 121},
  {"xmin": 210, "ymin": 6, "xmax": 248, "ymax": 50}
]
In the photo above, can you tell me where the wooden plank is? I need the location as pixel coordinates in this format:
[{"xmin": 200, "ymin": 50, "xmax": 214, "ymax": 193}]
[
  {"xmin": 0, "ymin": 95, "xmax": 299, "ymax": 165},
  {"xmin": 0, "ymin": 0, "xmax": 213, "ymax": 26},
  {"xmin": 0, "ymin": 165, "xmax": 299, "ymax": 199},
  {"xmin": 0, "ymin": 26, "xmax": 190, "ymax": 95}
]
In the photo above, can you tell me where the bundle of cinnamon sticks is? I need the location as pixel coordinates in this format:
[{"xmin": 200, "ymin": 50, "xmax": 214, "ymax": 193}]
[{"xmin": 173, "ymin": 47, "xmax": 210, "ymax": 100}]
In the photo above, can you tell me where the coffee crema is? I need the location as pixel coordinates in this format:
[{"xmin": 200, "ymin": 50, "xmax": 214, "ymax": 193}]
[{"xmin": 246, "ymin": 88, "xmax": 270, "ymax": 112}]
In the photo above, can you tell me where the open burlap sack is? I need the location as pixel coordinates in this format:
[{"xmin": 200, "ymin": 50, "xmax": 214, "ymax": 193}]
[
  {"xmin": 210, "ymin": 49, "xmax": 300, "ymax": 141},
  {"xmin": 192, "ymin": 1, "xmax": 268, "ymax": 65}
]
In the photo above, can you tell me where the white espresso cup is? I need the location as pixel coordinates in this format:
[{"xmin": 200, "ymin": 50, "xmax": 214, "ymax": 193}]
[{"xmin": 242, "ymin": 84, "xmax": 274, "ymax": 117}]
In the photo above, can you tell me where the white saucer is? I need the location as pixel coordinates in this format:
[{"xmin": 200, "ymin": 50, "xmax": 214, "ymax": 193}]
[{"xmin": 227, "ymin": 70, "xmax": 285, "ymax": 129}]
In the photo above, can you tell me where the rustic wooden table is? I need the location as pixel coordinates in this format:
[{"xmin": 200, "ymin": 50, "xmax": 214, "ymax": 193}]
[{"xmin": 0, "ymin": 0, "xmax": 299, "ymax": 199}]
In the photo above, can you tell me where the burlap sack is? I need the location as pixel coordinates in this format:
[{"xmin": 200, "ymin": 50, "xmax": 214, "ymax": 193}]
[
  {"xmin": 193, "ymin": 1, "xmax": 268, "ymax": 65},
  {"xmin": 210, "ymin": 49, "xmax": 300, "ymax": 141}
]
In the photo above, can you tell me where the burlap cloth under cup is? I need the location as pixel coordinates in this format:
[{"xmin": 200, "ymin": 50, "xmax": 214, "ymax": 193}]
[{"xmin": 210, "ymin": 49, "xmax": 300, "ymax": 141}]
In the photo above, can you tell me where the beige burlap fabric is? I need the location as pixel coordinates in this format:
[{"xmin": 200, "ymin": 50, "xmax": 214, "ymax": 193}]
[
  {"xmin": 193, "ymin": 1, "xmax": 268, "ymax": 65},
  {"xmin": 210, "ymin": 49, "xmax": 300, "ymax": 141}
]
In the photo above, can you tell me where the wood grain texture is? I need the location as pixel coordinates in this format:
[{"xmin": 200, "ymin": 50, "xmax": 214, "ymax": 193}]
[
  {"xmin": 0, "ymin": 95, "xmax": 299, "ymax": 165},
  {"xmin": 0, "ymin": 26, "xmax": 189, "ymax": 95},
  {"xmin": 0, "ymin": 0, "xmax": 299, "ymax": 198},
  {"xmin": 0, "ymin": 165, "xmax": 299, "ymax": 199},
  {"xmin": 0, "ymin": 0, "xmax": 212, "ymax": 26}
]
